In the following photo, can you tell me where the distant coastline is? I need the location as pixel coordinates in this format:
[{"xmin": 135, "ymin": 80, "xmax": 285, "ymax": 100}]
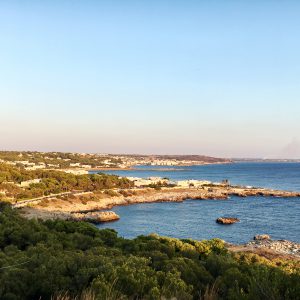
[
  {"xmin": 233, "ymin": 158, "xmax": 300, "ymax": 163},
  {"xmin": 89, "ymin": 161, "xmax": 233, "ymax": 172}
]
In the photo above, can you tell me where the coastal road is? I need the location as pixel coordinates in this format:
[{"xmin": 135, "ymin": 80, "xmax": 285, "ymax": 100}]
[
  {"xmin": 12, "ymin": 192, "xmax": 73, "ymax": 208},
  {"xmin": 11, "ymin": 191, "xmax": 93, "ymax": 208},
  {"xmin": 12, "ymin": 191, "xmax": 93, "ymax": 208}
]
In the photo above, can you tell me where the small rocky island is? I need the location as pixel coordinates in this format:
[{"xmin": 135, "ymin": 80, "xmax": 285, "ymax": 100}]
[{"xmin": 216, "ymin": 217, "xmax": 240, "ymax": 224}]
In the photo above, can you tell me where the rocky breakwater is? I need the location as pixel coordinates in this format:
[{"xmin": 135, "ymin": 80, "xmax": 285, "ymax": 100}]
[
  {"xmin": 229, "ymin": 187, "xmax": 300, "ymax": 198},
  {"xmin": 124, "ymin": 189, "xmax": 229, "ymax": 205},
  {"xmin": 70, "ymin": 211, "xmax": 120, "ymax": 224},
  {"xmin": 247, "ymin": 235, "xmax": 300, "ymax": 257}
]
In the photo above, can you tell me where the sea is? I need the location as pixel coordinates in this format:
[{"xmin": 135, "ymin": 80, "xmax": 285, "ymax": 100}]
[{"xmin": 90, "ymin": 162, "xmax": 300, "ymax": 244}]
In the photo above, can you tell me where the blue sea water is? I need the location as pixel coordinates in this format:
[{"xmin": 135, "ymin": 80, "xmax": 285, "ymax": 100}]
[{"xmin": 92, "ymin": 163, "xmax": 300, "ymax": 243}]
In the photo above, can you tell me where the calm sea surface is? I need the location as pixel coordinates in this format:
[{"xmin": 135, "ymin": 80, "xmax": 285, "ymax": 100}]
[{"xmin": 92, "ymin": 163, "xmax": 300, "ymax": 243}]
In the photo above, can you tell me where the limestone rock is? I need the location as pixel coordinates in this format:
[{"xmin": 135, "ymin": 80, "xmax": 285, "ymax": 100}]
[
  {"xmin": 254, "ymin": 234, "xmax": 271, "ymax": 241},
  {"xmin": 70, "ymin": 211, "xmax": 120, "ymax": 223},
  {"xmin": 216, "ymin": 217, "xmax": 240, "ymax": 224}
]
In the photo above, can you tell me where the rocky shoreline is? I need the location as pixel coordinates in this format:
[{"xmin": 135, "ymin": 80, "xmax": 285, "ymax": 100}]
[
  {"xmin": 228, "ymin": 235, "xmax": 300, "ymax": 259},
  {"xmin": 20, "ymin": 208, "xmax": 120, "ymax": 224},
  {"xmin": 70, "ymin": 211, "xmax": 120, "ymax": 223},
  {"xmin": 18, "ymin": 184, "xmax": 300, "ymax": 258},
  {"xmin": 247, "ymin": 238, "xmax": 300, "ymax": 257},
  {"xmin": 19, "ymin": 185, "xmax": 300, "ymax": 223},
  {"xmin": 18, "ymin": 184, "xmax": 300, "ymax": 259}
]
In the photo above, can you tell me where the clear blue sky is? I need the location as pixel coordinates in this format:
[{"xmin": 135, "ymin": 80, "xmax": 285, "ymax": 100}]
[{"xmin": 1, "ymin": 0, "xmax": 300, "ymax": 158}]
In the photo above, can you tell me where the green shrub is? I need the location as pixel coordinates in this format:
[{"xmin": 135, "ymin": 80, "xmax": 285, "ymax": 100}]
[{"xmin": 0, "ymin": 204, "xmax": 298, "ymax": 300}]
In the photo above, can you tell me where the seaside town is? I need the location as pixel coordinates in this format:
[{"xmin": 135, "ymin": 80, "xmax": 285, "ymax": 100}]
[
  {"xmin": 0, "ymin": 151, "xmax": 231, "ymax": 174},
  {"xmin": 0, "ymin": 151, "xmax": 229, "ymax": 202},
  {"xmin": 1, "ymin": 150, "xmax": 299, "ymax": 206}
]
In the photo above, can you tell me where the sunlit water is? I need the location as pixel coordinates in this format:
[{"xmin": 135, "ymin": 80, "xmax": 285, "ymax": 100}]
[{"xmin": 91, "ymin": 163, "xmax": 300, "ymax": 243}]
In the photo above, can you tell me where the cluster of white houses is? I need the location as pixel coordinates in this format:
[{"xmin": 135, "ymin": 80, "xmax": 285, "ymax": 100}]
[
  {"xmin": 16, "ymin": 177, "xmax": 222, "ymax": 190},
  {"xmin": 1, "ymin": 154, "xmax": 216, "ymax": 171},
  {"xmin": 114, "ymin": 156, "xmax": 209, "ymax": 167},
  {"xmin": 1, "ymin": 160, "xmax": 60, "ymax": 170},
  {"xmin": 127, "ymin": 177, "xmax": 214, "ymax": 188},
  {"xmin": 0, "ymin": 158, "xmax": 91, "ymax": 172}
]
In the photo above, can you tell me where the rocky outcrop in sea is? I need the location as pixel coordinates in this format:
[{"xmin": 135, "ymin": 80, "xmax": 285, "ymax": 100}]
[{"xmin": 216, "ymin": 217, "xmax": 240, "ymax": 224}]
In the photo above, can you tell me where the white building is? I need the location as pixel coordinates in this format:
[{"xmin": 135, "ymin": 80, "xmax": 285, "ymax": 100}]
[
  {"xmin": 70, "ymin": 163, "xmax": 81, "ymax": 167},
  {"xmin": 25, "ymin": 165, "xmax": 46, "ymax": 170},
  {"xmin": 81, "ymin": 164, "xmax": 92, "ymax": 169},
  {"xmin": 64, "ymin": 169, "xmax": 88, "ymax": 175},
  {"xmin": 127, "ymin": 177, "xmax": 169, "ymax": 187},
  {"xmin": 20, "ymin": 179, "xmax": 42, "ymax": 187},
  {"xmin": 176, "ymin": 180, "xmax": 211, "ymax": 188}
]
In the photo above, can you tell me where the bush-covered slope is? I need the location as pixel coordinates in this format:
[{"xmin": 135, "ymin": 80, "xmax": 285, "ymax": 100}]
[
  {"xmin": 0, "ymin": 203, "xmax": 299, "ymax": 300},
  {"xmin": 0, "ymin": 163, "xmax": 133, "ymax": 200}
]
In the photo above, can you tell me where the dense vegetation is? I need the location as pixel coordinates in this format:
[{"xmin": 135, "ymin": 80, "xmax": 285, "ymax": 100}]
[
  {"xmin": 0, "ymin": 203, "xmax": 299, "ymax": 300},
  {"xmin": 0, "ymin": 163, "xmax": 133, "ymax": 200}
]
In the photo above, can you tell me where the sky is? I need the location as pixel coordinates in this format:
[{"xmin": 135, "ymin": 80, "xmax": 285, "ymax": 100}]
[{"xmin": 0, "ymin": 0, "xmax": 300, "ymax": 158}]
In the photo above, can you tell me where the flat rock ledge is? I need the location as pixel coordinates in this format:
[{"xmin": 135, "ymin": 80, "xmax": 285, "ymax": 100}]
[
  {"xmin": 216, "ymin": 217, "xmax": 240, "ymax": 224},
  {"xmin": 70, "ymin": 211, "xmax": 120, "ymax": 223},
  {"xmin": 246, "ymin": 236, "xmax": 300, "ymax": 257}
]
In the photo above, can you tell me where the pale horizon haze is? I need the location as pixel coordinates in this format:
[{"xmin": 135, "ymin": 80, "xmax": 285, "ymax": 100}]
[{"xmin": 1, "ymin": 1, "xmax": 300, "ymax": 158}]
